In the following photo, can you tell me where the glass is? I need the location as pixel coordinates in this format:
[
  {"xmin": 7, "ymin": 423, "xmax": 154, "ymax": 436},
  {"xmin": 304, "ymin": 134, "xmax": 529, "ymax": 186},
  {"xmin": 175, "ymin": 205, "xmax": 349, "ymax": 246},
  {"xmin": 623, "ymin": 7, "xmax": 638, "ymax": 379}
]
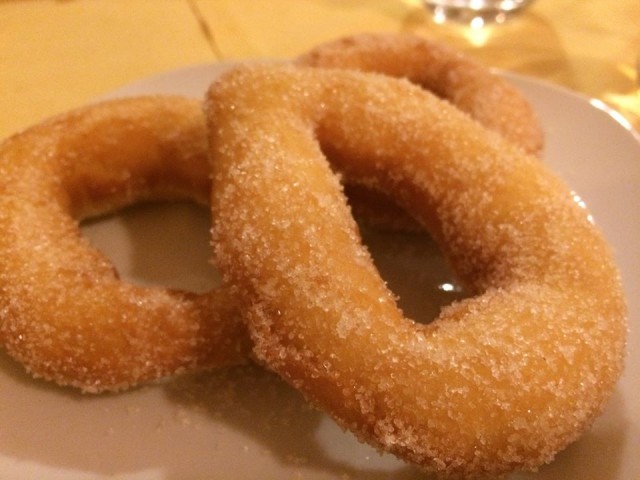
[{"xmin": 424, "ymin": 0, "xmax": 536, "ymax": 25}]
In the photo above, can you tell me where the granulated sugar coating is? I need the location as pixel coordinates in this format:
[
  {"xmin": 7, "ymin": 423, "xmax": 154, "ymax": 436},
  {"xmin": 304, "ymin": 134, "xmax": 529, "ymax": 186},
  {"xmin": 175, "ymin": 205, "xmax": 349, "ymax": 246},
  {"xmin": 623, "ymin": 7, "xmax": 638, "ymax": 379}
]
[
  {"xmin": 206, "ymin": 65, "xmax": 627, "ymax": 478},
  {"xmin": 0, "ymin": 97, "xmax": 251, "ymax": 393}
]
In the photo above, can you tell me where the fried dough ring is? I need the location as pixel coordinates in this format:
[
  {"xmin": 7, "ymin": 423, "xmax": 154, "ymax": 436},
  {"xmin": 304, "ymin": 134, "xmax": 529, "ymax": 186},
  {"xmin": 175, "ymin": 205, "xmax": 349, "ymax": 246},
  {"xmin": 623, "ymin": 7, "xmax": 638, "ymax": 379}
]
[
  {"xmin": 206, "ymin": 65, "xmax": 626, "ymax": 478},
  {"xmin": 0, "ymin": 96, "xmax": 250, "ymax": 393}
]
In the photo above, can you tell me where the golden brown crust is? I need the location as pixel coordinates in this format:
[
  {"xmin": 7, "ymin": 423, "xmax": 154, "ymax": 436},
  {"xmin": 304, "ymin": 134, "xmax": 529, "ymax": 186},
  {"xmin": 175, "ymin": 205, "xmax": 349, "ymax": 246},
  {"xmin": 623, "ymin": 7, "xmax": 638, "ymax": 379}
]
[
  {"xmin": 0, "ymin": 96, "xmax": 250, "ymax": 393},
  {"xmin": 206, "ymin": 65, "xmax": 626, "ymax": 478}
]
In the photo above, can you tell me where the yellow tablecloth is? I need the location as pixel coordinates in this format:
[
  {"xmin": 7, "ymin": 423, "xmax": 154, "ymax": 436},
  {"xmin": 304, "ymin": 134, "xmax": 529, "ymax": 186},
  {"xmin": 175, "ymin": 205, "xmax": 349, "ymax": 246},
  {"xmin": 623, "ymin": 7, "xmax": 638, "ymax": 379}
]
[{"xmin": 1, "ymin": 0, "xmax": 638, "ymax": 140}]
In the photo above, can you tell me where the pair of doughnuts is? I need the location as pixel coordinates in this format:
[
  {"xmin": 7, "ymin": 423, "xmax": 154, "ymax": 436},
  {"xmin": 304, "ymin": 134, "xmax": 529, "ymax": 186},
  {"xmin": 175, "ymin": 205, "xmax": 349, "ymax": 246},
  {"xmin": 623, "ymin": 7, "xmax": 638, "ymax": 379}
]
[
  {"xmin": 0, "ymin": 33, "xmax": 542, "ymax": 393},
  {"xmin": 0, "ymin": 34, "xmax": 626, "ymax": 478}
]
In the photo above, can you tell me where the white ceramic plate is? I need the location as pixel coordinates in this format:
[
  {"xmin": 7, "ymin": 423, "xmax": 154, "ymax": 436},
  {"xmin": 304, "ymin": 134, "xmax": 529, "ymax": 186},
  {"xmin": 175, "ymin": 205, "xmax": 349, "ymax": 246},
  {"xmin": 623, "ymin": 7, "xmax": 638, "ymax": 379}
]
[{"xmin": 0, "ymin": 64, "xmax": 638, "ymax": 480}]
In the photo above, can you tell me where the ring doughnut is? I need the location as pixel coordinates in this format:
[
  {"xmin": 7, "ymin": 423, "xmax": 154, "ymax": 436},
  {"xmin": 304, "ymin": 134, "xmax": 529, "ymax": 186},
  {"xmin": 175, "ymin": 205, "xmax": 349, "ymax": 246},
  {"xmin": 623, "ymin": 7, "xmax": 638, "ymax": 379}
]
[
  {"xmin": 206, "ymin": 65, "xmax": 626, "ymax": 477},
  {"xmin": 297, "ymin": 33, "xmax": 543, "ymax": 156},
  {"xmin": 0, "ymin": 96, "xmax": 250, "ymax": 393}
]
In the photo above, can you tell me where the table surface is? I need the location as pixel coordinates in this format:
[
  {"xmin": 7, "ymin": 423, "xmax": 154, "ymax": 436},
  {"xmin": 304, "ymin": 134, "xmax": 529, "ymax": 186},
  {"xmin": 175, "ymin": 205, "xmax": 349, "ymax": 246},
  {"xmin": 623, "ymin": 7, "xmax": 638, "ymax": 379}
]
[{"xmin": 1, "ymin": 0, "xmax": 639, "ymax": 139}]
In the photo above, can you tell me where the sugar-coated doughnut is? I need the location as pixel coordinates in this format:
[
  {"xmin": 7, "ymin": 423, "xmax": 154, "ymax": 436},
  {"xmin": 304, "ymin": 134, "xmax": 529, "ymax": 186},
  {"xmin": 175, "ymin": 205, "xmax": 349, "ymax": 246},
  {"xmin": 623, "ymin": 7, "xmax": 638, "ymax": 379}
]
[
  {"xmin": 206, "ymin": 65, "xmax": 626, "ymax": 478},
  {"xmin": 298, "ymin": 32, "xmax": 543, "ymax": 156},
  {"xmin": 0, "ymin": 96, "xmax": 250, "ymax": 393}
]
